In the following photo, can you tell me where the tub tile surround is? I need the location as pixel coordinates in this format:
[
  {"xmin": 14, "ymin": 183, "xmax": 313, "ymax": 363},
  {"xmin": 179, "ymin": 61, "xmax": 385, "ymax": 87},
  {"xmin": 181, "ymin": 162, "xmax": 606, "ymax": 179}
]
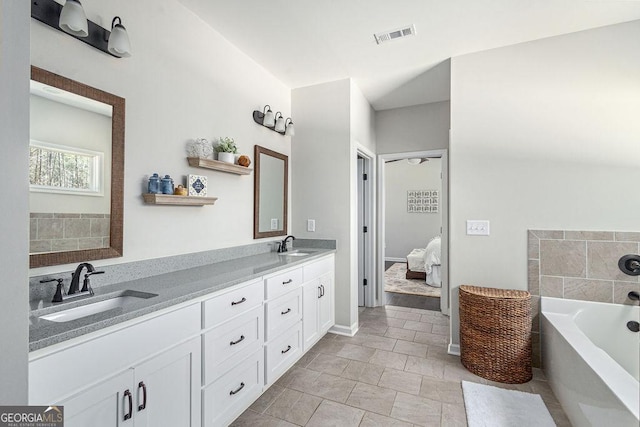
[
  {"xmin": 528, "ymin": 229, "xmax": 640, "ymax": 367},
  {"xmin": 30, "ymin": 212, "xmax": 110, "ymax": 253},
  {"xmin": 232, "ymin": 305, "xmax": 571, "ymax": 426}
]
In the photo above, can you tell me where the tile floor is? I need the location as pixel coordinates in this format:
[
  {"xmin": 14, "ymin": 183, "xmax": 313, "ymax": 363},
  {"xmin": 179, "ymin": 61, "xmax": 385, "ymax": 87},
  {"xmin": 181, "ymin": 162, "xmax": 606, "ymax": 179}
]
[{"xmin": 231, "ymin": 305, "xmax": 571, "ymax": 427}]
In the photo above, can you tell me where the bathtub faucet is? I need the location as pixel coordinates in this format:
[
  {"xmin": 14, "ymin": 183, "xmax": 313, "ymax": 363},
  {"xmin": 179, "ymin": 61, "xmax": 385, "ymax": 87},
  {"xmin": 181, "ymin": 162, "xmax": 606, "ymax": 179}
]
[{"xmin": 628, "ymin": 291, "xmax": 640, "ymax": 301}]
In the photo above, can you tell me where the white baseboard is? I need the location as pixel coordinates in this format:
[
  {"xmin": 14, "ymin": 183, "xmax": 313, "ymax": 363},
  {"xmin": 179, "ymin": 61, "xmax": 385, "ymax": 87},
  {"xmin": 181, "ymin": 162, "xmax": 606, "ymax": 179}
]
[
  {"xmin": 328, "ymin": 322, "xmax": 359, "ymax": 337},
  {"xmin": 385, "ymin": 257, "xmax": 405, "ymax": 263},
  {"xmin": 448, "ymin": 343, "xmax": 461, "ymax": 356}
]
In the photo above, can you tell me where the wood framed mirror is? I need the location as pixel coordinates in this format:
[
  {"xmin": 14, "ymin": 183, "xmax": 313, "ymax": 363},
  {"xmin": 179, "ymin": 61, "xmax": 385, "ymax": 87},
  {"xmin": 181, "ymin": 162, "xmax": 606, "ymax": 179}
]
[
  {"xmin": 29, "ymin": 66, "xmax": 124, "ymax": 268},
  {"xmin": 254, "ymin": 145, "xmax": 288, "ymax": 239}
]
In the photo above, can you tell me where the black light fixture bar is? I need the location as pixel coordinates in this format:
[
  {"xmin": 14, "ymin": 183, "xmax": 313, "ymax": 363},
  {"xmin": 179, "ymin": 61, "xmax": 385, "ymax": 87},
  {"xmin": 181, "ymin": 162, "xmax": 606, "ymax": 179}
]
[
  {"xmin": 31, "ymin": 0, "xmax": 118, "ymax": 58},
  {"xmin": 253, "ymin": 109, "xmax": 286, "ymax": 135}
]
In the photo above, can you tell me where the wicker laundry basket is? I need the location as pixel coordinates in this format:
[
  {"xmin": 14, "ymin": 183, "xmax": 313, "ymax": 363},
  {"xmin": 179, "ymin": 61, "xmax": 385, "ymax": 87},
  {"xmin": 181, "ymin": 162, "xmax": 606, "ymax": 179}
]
[{"xmin": 459, "ymin": 285, "xmax": 532, "ymax": 384}]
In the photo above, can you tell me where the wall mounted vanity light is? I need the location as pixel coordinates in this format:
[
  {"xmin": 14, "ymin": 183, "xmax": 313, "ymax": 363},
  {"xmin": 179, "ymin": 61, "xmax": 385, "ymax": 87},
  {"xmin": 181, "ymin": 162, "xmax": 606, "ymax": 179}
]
[
  {"xmin": 253, "ymin": 105, "xmax": 294, "ymax": 136},
  {"xmin": 31, "ymin": 0, "xmax": 132, "ymax": 58}
]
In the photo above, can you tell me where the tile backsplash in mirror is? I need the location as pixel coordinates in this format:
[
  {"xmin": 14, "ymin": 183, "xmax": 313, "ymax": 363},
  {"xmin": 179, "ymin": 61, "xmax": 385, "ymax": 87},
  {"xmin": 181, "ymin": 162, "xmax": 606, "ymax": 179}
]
[{"xmin": 30, "ymin": 212, "xmax": 110, "ymax": 254}]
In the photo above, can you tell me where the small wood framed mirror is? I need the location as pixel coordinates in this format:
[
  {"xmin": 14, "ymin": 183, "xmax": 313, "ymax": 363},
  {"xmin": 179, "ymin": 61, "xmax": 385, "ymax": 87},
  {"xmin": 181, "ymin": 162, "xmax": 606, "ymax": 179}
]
[{"xmin": 253, "ymin": 145, "xmax": 288, "ymax": 239}]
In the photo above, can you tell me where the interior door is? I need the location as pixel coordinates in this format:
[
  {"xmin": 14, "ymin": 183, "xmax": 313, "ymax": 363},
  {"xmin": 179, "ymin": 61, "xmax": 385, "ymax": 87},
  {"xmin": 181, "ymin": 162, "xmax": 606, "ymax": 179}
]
[{"xmin": 357, "ymin": 156, "xmax": 366, "ymax": 306}]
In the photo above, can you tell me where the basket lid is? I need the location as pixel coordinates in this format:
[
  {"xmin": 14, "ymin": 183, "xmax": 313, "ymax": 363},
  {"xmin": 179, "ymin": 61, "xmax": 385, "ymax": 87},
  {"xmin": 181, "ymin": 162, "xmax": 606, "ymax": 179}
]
[{"xmin": 460, "ymin": 285, "xmax": 530, "ymax": 299}]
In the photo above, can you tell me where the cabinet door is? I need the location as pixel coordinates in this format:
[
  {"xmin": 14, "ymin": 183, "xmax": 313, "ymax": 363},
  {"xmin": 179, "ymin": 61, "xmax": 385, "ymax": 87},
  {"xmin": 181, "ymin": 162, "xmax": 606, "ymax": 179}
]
[
  {"xmin": 302, "ymin": 279, "xmax": 320, "ymax": 352},
  {"xmin": 133, "ymin": 338, "xmax": 201, "ymax": 427},
  {"xmin": 58, "ymin": 370, "xmax": 134, "ymax": 427},
  {"xmin": 318, "ymin": 272, "xmax": 334, "ymax": 334}
]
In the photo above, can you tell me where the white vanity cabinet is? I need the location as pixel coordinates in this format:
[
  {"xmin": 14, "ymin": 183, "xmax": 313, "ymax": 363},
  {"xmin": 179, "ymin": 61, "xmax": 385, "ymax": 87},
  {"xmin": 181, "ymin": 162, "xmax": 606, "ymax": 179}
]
[
  {"xmin": 302, "ymin": 256, "xmax": 335, "ymax": 352},
  {"xmin": 29, "ymin": 304, "xmax": 202, "ymax": 427}
]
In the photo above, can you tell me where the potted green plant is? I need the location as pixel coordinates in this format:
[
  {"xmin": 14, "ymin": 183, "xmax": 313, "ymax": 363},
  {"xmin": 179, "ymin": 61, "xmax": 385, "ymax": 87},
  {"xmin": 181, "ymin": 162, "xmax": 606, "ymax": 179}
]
[{"xmin": 215, "ymin": 137, "xmax": 238, "ymax": 164}]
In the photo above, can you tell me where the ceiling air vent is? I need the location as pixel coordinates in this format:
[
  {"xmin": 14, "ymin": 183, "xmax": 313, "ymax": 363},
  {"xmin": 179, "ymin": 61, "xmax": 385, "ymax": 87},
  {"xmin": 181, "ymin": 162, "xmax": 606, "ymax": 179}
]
[{"xmin": 374, "ymin": 24, "xmax": 416, "ymax": 45}]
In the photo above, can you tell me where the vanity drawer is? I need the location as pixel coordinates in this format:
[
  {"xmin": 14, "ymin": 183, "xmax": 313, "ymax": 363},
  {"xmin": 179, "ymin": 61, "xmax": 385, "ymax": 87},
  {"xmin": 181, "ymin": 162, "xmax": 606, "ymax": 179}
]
[
  {"xmin": 265, "ymin": 288, "xmax": 302, "ymax": 341},
  {"xmin": 202, "ymin": 278, "xmax": 263, "ymax": 330},
  {"xmin": 264, "ymin": 267, "xmax": 303, "ymax": 300},
  {"xmin": 265, "ymin": 321, "xmax": 302, "ymax": 385},
  {"xmin": 202, "ymin": 349, "xmax": 263, "ymax": 427},
  {"xmin": 303, "ymin": 255, "xmax": 335, "ymax": 281},
  {"xmin": 202, "ymin": 305, "xmax": 263, "ymax": 385}
]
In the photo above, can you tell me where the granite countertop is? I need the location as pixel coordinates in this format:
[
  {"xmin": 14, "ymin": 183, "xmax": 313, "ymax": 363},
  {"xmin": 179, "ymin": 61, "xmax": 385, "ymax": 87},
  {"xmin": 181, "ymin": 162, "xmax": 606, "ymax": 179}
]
[{"xmin": 29, "ymin": 248, "xmax": 335, "ymax": 352}]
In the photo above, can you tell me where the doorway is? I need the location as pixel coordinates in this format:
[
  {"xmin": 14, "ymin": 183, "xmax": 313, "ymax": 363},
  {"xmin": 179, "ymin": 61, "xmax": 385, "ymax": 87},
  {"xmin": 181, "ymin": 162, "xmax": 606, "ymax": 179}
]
[
  {"xmin": 356, "ymin": 146, "xmax": 375, "ymax": 308},
  {"xmin": 377, "ymin": 150, "xmax": 449, "ymax": 314}
]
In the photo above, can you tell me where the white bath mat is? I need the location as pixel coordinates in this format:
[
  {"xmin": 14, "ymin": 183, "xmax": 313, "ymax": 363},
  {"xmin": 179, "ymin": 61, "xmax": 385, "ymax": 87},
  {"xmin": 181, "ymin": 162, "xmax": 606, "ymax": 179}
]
[{"xmin": 462, "ymin": 381, "xmax": 556, "ymax": 427}]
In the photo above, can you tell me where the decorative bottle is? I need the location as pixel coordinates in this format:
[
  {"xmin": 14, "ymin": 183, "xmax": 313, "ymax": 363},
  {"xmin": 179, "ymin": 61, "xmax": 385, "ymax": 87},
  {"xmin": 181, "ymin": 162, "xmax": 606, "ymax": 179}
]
[
  {"xmin": 148, "ymin": 173, "xmax": 160, "ymax": 194},
  {"xmin": 160, "ymin": 175, "xmax": 174, "ymax": 195}
]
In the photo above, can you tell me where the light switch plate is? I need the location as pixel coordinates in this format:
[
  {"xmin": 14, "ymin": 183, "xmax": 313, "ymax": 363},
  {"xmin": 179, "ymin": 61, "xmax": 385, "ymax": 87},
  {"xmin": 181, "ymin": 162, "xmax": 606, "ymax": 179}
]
[
  {"xmin": 307, "ymin": 219, "xmax": 316, "ymax": 232},
  {"xmin": 467, "ymin": 220, "xmax": 490, "ymax": 236},
  {"xmin": 270, "ymin": 218, "xmax": 278, "ymax": 230}
]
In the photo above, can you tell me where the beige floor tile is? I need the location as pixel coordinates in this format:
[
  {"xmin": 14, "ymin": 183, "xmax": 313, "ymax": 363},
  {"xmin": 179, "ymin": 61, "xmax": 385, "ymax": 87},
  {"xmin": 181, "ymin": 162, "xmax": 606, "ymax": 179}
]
[
  {"xmin": 393, "ymin": 340, "xmax": 429, "ymax": 358},
  {"xmin": 266, "ymin": 389, "xmax": 322, "ymax": 426},
  {"xmin": 361, "ymin": 317, "xmax": 407, "ymax": 328},
  {"xmin": 413, "ymin": 331, "xmax": 448, "ymax": 346},
  {"xmin": 291, "ymin": 372, "xmax": 357, "ymax": 403},
  {"xmin": 345, "ymin": 382, "xmax": 397, "ymax": 416},
  {"xmin": 420, "ymin": 313, "xmax": 449, "ymax": 325},
  {"xmin": 307, "ymin": 353, "xmax": 350, "ymax": 376},
  {"xmin": 442, "ymin": 402, "xmax": 468, "ymax": 426},
  {"xmin": 230, "ymin": 409, "xmax": 298, "ymax": 427},
  {"xmin": 419, "ymin": 377, "xmax": 463, "ymax": 404},
  {"xmin": 281, "ymin": 367, "xmax": 322, "ymax": 389},
  {"xmin": 369, "ymin": 349, "xmax": 408, "ymax": 370},
  {"xmin": 390, "ymin": 392, "xmax": 442, "ymax": 426},
  {"xmin": 402, "ymin": 320, "xmax": 433, "ymax": 332},
  {"xmin": 389, "ymin": 310, "xmax": 422, "ymax": 321},
  {"xmin": 404, "ymin": 356, "xmax": 445, "ymax": 379},
  {"xmin": 337, "ymin": 343, "xmax": 377, "ymax": 362},
  {"xmin": 358, "ymin": 325, "xmax": 389, "ymax": 336},
  {"xmin": 306, "ymin": 400, "xmax": 365, "ymax": 427},
  {"xmin": 410, "ymin": 308, "xmax": 434, "ymax": 315},
  {"xmin": 293, "ymin": 351, "xmax": 319, "ymax": 369},
  {"xmin": 430, "ymin": 324, "xmax": 449, "ymax": 336},
  {"xmin": 426, "ymin": 346, "xmax": 459, "ymax": 363},
  {"xmin": 378, "ymin": 368, "xmax": 423, "ymax": 395},
  {"xmin": 310, "ymin": 338, "xmax": 345, "ymax": 355},
  {"xmin": 443, "ymin": 362, "xmax": 487, "ymax": 384},
  {"xmin": 358, "ymin": 334, "xmax": 398, "ymax": 351},
  {"xmin": 386, "ymin": 305, "xmax": 414, "ymax": 312},
  {"xmin": 359, "ymin": 411, "xmax": 414, "ymax": 427},
  {"xmin": 249, "ymin": 384, "xmax": 286, "ymax": 413},
  {"xmin": 546, "ymin": 402, "xmax": 573, "ymax": 427},
  {"xmin": 385, "ymin": 327, "xmax": 416, "ymax": 341},
  {"xmin": 341, "ymin": 360, "xmax": 385, "ymax": 385}
]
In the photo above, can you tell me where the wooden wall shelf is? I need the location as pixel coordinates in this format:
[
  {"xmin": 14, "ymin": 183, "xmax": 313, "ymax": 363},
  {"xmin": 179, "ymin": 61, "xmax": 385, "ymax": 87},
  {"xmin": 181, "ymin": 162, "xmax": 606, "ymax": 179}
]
[
  {"xmin": 187, "ymin": 157, "xmax": 252, "ymax": 175},
  {"xmin": 143, "ymin": 194, "xmax": 218, "ymax": 206}
]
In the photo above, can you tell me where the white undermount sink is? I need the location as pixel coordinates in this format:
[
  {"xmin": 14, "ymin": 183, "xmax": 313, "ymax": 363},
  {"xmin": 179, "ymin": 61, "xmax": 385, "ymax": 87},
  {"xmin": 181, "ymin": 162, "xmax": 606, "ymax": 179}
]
[
  {"xmin": 278, "ymin": 251, "xmax": 311, "ymax": 257},
  {"xmin": 39, "ymin": 291, "xmax": 157, "ymax": 323}
]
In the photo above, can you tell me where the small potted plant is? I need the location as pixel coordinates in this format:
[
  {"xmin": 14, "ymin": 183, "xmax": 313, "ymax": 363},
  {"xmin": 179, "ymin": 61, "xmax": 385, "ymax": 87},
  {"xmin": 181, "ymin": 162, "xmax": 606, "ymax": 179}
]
[{"xmin": 215, "ymin": 137, "xmax": 238, "ymax": 164}]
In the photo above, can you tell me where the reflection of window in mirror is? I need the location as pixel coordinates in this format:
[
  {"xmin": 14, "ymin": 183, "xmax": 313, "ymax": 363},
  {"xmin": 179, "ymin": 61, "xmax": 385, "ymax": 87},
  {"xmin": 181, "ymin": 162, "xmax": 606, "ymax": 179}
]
[{"xmin": 29, "ymin": 140, "xmax": 104, "ymax": 195}]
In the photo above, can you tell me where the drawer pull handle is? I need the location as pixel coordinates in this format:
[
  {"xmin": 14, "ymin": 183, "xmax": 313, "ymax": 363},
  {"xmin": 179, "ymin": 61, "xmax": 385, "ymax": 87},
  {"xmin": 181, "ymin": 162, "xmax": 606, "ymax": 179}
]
[
  {"xmin": 231, "ymin": 297, "xmax": 247, "ymax": 306},
  {"xmin": 320, "ymin": 284, "xmax": 325, "ymax": 297},
  {"xmin": 282, "ymin": 279, "xmax": 293, "ymax": 285},
  {"xmin": 281, "ymin": 308, "xmax": 292, "ymax": 315},
  {"xmin": 229, "ymin": 382, "xmax": 245, "ymax": 396},
  {"xmin": 230, "ymin": 335, "xmax": 245, "ymax": 346},
  {"xmin": 124, "ymin": 389, "xmax": 133, "ymax": 420},
  {"xmin": 138, "ymin": 381, "xmax": 147, "ymax": 411},
  {"xmin": 318, "ymin": 286, "xmax": 322, "ymax": 299},
  {"xmin": 281, "ymin": 345, "xmax": 292, "ymax": 354}
]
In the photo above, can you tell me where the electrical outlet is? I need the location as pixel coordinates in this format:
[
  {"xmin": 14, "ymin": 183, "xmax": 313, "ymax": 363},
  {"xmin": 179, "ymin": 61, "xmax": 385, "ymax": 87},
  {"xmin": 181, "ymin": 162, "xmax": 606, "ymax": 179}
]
[
  {"xmin": 307, "ymin": 219, "xmax": 316, "ymax": 232},
  {"xmin": 270, "ymin": 218, "xmax": 278, "ymax": 230},
  {"xmin": 467, "ymin": 220, "xmax": 490, "ymax": 236}
]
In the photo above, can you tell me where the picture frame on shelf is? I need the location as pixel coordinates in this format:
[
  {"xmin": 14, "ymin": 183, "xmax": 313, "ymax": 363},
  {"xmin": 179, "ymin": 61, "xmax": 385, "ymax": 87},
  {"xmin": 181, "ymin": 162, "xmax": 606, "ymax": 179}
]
[{"xmin": 188, "ymin": 174, "xmax": 207, "ymax": 196}]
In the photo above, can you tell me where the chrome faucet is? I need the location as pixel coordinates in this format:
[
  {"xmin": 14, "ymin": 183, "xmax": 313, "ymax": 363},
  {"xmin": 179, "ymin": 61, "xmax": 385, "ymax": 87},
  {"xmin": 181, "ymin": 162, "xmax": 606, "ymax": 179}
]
[{"xmin": 278, "ymin": 235, "xmax": 296, "ymax": 253}]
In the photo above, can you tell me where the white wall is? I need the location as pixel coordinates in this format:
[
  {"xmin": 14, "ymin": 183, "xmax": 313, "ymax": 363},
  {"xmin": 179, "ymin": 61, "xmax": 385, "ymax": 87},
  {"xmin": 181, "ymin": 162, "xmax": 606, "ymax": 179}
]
[
  {"xmin": 0, "ymin": 0, "xmax": 30, "ymax": 404},
  {"xmin": 292, "ymin": 79, "xmax": 375, "ymax": 332},
  {"xmin": 30, "ymin": 95, "xmax": 112, "ymax": 214},
  {"xmin": 448, "ymin": 20, "xmax": 640, "ymax": 347},
  {"xmin": 376, "ymin": 101, "xmax": 450, "ymax": 154},
  {"xmin": 30, "ymin": 0, "xmax": 291, "ymax": 276},
  {"xmin": 385, "ymin": 159, "xmax": 442, "ymax": 259}
]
